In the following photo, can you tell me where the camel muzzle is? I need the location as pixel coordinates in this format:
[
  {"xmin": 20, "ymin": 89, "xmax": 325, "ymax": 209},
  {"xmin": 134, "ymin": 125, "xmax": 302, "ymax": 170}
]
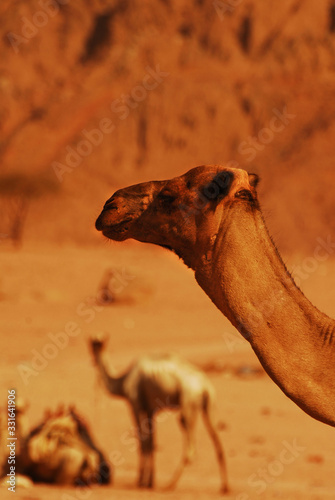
[
  {"xmin": 95, "ymin": 207, "xmax": 135, "ymax": 240},
  {"xmin": 95, "ymin": 213, "xmax": 105, "ymax": 231}
]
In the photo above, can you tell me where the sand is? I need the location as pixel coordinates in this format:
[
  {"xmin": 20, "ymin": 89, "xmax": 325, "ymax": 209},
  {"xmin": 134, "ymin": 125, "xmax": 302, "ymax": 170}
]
[{"xmin": 1, "ymin": 241, "xmax": 335, "ymax": 499}]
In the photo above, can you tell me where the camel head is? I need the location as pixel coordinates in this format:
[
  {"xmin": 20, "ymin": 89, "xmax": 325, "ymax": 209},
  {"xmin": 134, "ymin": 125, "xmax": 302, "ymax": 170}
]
[
  {"xmin": 95, "ymin": 165, "xmax": 259, "ymax": 266},
  {"xmin": 89, "ymin": 333, "xmax": 108, "ymax": 362}
]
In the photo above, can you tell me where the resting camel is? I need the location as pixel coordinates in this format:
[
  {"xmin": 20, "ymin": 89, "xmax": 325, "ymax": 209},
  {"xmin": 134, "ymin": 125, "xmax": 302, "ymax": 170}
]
[
  {"xmin": 24, "ymin": 406, "xmax": 111, "ymax": 485},
  {"xmin": 95, "ymin": 164, "xmax": 335, "ymax": 428},
  {"xmin": 1, "ymin": 404, "xmax": 110, "ymax": 486},
  {"xmin": 89, "ymin": 334, "xmax": 228, "ymax": 493}
]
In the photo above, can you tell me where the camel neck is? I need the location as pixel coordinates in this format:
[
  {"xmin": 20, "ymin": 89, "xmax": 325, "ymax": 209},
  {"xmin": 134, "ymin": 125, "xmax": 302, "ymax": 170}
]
[
  {"xmin": 207, "ymin": 206, "xmax": 321, "ymax": 334},
  {"xmin": 94, "ymin": 354, "xmax": 126, "ymax": 398},
  {"xmin": 194, "ymin": 204, "xmax": 335, "ymax": 426}
]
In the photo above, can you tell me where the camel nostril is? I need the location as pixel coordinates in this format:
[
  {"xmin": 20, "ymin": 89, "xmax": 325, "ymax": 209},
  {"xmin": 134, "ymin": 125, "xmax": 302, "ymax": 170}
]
[{"xmin": 104, "ymin": 200, "xmax": 117, "ymax": 210}]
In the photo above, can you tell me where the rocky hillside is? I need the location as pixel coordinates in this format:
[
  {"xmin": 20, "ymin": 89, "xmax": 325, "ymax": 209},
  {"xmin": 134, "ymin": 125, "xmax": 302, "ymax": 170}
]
[{"xmin": 1, "ymin": 0, "xmax": 335, "ymax": 252}]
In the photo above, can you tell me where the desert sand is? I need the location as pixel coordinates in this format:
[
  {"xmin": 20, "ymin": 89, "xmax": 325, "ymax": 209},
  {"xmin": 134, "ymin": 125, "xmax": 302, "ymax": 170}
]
[{"xmin": 1, "ymin": 240, "xmax": 335, "ymax": 499}]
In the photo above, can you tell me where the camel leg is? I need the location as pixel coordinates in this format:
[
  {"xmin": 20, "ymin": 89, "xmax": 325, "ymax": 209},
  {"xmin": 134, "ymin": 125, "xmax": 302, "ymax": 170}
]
[
  {"xmin": 144, "ymin": 415, "xmax": 155, "ymax": 488},
  {"xmin": 138, "ymin": 450, "xmax": 145, "ymax": 488},
  {"xmin": 134, "ymin": 411, "xmax": 155, "ymax": 488},
  {"xmin": 165, "ymin": 405, "xmax": 197, "ymax": 490},
  {"xmin": 134, "ymin": 412, "xmax": 146, "ymax": 488},
  {"xmin": 202, "ymin": 402, "xmax": 229, "ymax": 494},
  {"xmin": 132, "ymin": 409, "xmax": 145, "ymax": 487}
]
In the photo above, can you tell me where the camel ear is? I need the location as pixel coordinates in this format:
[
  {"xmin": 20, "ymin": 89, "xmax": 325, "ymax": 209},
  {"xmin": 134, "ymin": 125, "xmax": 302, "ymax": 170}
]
[{"xmin": 248, "ymin": 173, "xmax": 260, "ymax": 188}]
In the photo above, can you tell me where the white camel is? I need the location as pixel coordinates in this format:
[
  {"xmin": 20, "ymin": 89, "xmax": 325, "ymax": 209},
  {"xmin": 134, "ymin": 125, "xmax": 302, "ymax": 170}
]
[{"xmin": 89, "ymin": 334, "xmax": 228, "ymax": 493}]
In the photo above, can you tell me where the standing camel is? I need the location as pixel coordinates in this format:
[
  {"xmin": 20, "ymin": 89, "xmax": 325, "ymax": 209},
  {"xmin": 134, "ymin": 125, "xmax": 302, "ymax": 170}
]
[
  {"xmin": 95, "ymin": 164, "xmax": 335, "ymax": 428},
  {"xmin": 89, "ymin": 335, "xmax": 228, "ymax": 493}
]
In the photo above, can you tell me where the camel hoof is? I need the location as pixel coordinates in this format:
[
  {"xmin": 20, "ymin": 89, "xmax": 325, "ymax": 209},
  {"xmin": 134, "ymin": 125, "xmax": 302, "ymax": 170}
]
[
  {"xmin": 161, "ymin": 481, "xmax": 176, "ymax": 492},
  {"xmin": 220, "ymin": 484, "xmax": 229, "ymax": 495},
  {"xmin": 138, "ymin": 482, "xmax": 154, "ymax": 489}
]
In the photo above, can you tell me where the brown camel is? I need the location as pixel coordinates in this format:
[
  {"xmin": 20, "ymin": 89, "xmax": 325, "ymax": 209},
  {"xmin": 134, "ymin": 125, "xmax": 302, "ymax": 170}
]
[
  {"xmin": 95, "ymin": 164, "xmax": 335, "ymax": 428},
  {"xmin": 89, "ymin": 334, "xmax": 228, "ymax": 493},
  {"xmin": 1, "ymin": 404, "xmax": 110, "ymax": 486}
]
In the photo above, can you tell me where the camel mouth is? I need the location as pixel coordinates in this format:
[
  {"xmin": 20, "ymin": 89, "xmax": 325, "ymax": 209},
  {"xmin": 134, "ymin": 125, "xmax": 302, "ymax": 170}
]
[
  {"xmin": 157, "ymin": 243, "xmax": 174, "ymax": 252},
  {"xmin": 95, "ymin": 207, "xmax": 136, "ymax": 240},
  {"xmin": 101, "ymin": 217, "xmax": 135, "ymax": 240},
  {"xmin": 96, "ymin": 180, "xmax": 167, "ymax": 240}
]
